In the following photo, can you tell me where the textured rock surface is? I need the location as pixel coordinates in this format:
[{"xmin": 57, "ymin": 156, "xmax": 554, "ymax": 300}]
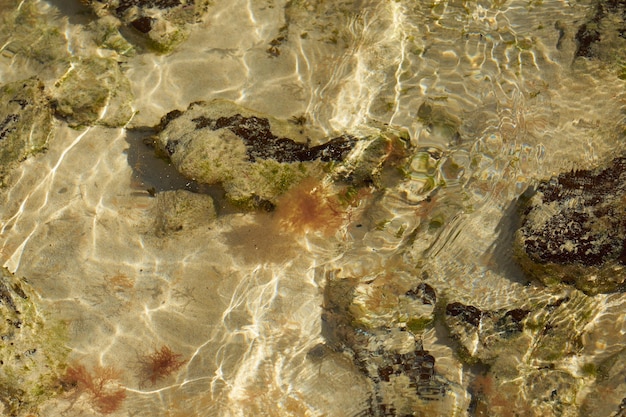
[
  {"xmin": 447, "ymin": 289, "xmax": 596, "ymax": 417},
  {"xmin": 514, "ymin": 157, "xmax": 626, "ymax": 294},
  {"xmin": 80, "ymin": 0, "xmax": 211, "ymax": 53},
  {"xmin": 0, "ymin": 268, "xmax": 68, "ymax": 417},
  {"xmin": 575, "ymin": 1, "xmax": 626, "ymax": 60},
  {"xmin": 321, "ymin": 273, "xmax": 468, "ymax": 416},
  {"xmin": 52, "ymin": 57, "xmax": 135, "ymax": 128},
  {"xmin": 0, "ymin": 77, "xmax": 54, "ymax": 186},
  {"xmin": 581, "ymin": 348, "xmax": 626, "ymax": 417},
  {"xmin": 0, "ymin": 1, "xmax": 70, "ymax": 79}
]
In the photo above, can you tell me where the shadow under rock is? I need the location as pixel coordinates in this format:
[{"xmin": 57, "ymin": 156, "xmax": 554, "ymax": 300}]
[{"xmin": 484, "ymin": 187, "xmax": 535, "ymax": 286}]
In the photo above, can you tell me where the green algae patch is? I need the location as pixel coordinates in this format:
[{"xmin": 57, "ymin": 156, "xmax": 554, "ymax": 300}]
[
  {"xmin": 0, "ymin": 77, "xmax": 54, "ymax": 187},
  {"xmin": 87, "ymin": 16, "xmax": 136, "ymax": 57},
  {"xmin": 52, "ymin": 57, "xmax": 135, "ymax": 128},
  {"xmin": 0, "ymin": 268, "xmax": 70, "ymax": 417}
]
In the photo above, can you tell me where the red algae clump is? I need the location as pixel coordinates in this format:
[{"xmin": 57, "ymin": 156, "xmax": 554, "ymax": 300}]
[
  {"xmin": 137, "ymin": 345, "xmax": 187, "ymax": 387},
  {"xmin": 60, "ymin": 363, "xmax": 127, "ymax": 415}
]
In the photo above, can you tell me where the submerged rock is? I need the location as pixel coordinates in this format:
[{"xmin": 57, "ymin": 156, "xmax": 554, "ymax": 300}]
[
  {"xmin": 152, "ymin": 99, "xmax": 398, "ymax": 210},
  {"xmin": 52, "ymin": 57, "xmax": 135, "ymax": 128},
  {"xmin": 581, "ymin": 347, "xmax": 626, "ymax": 416},
  {"xmin": 0, "ymin": 1, "xmax": 71, "ymax": 80},
  {"xmin": 0, "ymin": 78, "xmax": 54, "ymax": 186},
  {"xmin": 154, "ymin": 189, "xmax": 216, "ymax": 236},
  {"xmin": 0, "ymin": 268, "xmax": 69, "ymax": 417},
  {"xmin": 448, "ymin": 289, "xmax": 596, "ymax": 417},
  {"xmin": 80, "ymin": 0, "xmax": 211, "ymax": 53},
  {"xmin": 514, "ymin": 157, "xmax": 626, "ymax": 295},
  {"xmin": 321, "ymin": 273, "xmax": 468, "ymax": 416}
]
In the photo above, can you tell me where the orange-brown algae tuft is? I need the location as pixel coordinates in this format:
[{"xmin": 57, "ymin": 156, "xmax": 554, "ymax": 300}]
[
  {"xmin": 60, "ymin": 363, "xmax": 127, "ymax": 415},
  {"xmin": 273, "ymin": 177, "xmax": 345, "ymax": 236}
]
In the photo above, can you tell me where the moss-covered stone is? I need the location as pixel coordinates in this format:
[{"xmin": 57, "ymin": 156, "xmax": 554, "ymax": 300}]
[
  {"xmin": 52, "ymin": 57, "xmax": 135, "ymax": 128},
  {"xmin": 86, "ymin": 15, "xmax": 136, "ymax": 56},
  {"xmin": 514, "ymin": 157, "xmax": 626, "ymax": 295},
  {"xmin": 0, "ymin": 268, "xmax": 69, "ymax": 417},
  {"xmin": 0, "ymin": 77, "xmax": 54, "ymax": 187}
]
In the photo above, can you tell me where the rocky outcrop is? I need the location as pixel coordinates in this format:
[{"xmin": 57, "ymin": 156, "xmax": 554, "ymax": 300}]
[
  {"xmin": 321, "ymin": 272, "xmax": 468, "ymax": 416},
  {"xmin": 514, "ymin": 157, "xmax": 626, "ymax": 294},
  {"xmin": 445, "ymin": 289, "xmax": 596, "ymax": 417}
]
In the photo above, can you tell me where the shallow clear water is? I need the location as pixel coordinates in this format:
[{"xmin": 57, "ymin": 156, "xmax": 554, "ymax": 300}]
[{"xmin": 1, "ymin": 0, "xmax": 626, "ymax": 416}]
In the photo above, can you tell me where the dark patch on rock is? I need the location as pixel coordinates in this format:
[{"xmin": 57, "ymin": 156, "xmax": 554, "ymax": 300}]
[
  {"xmin": 0, "ymin": 282, "xmax": 17, "ymax": 314},
  {"xmin": 165, "ymin": 139, "xmax": 179, "ymax": 156},
  {"xmin": 190, "ymin": 114, "xmax": 356, "ymax": 163},
  {"xmin": 130, "ymin": 16, "xmax": 154, "ymax": 33},
  {"xmin": 108, "ymin": 0, "xmax": 183, "ymax": 16},
  {"xmin": 514, "ymin": 156, "xmax": 626, "ymax": 294},
  {"xmin": 0, "ymin": 115, "xmax": 19, "ymax": 141},
  {"xmin": 157, "ymin": 108, "xmax": 185, "ymax": 130},
  {"xmin": 575, "ymin": 0, "xmax": 626, "ymax": 58},
  {"xmin": 405, "ymin": 283, "xmax": 436, "ymax": 305},
  {"xmin": 545, "ymin": 297, "xmax": 569, "ymax": 312},
  {"xmin": 496, "ymin": 309, "xmax": 530, "ymax": 336},
  {"xmin": 446, "ymin": 302, "xmax": 483, "ymax": 327}
]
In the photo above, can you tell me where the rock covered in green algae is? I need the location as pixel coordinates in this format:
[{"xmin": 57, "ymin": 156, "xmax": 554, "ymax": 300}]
[
  {"xmin": 52, "ymin": 57, "xmax": 135, "ymax": 128},
  {"xmin": 154, "ymin": 189, "xmax": 216, "ymax": 236},
  {"xmin": 444, "ymin": 288, "xmax": 596, "ymax": 365},
  {"xmin": 153, "ymin": 99, "xmax": 372, "ymax": 209},
  {"xmin": 80, "ymin": 0, "xmax": 211, "ymax": 53},
  {"xmin": 0, "ymin": 77, "xmax": 54, "ymax": 187},
  {"xmin": 514, "ymin": 157, "xmax": 626, "ymax": 295},
  {"xmin": 85, "ymin": 15, "xmax": 136, "ymax": 57},
  {"xmin": 0, "ymin": 268, "xmax": 69, "ymax": 417}
]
